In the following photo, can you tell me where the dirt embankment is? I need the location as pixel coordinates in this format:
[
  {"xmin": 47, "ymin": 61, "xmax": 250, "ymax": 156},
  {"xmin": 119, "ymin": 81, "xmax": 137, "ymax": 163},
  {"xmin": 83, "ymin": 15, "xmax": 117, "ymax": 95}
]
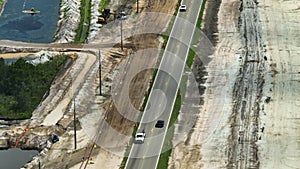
[
  {"xmin": 201, "ymin": 0, "xmax": 222, "ymax": 46},
  {"xmin": 227, "ymin": 0, "xmax": 266, "ymax": 168}
]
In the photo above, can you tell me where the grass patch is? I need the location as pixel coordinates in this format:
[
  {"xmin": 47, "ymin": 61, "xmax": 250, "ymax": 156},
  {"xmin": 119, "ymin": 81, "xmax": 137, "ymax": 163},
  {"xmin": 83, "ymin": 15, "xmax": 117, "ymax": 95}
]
[
  {"xmin": 186, "ymin": 0, "xmax": 206, "ymax": 68},
  {"xmin": 0, "ymin": 56, "xmax": 67, "ymax": 119},
  {"xmin": 186, "ymin": 49, "xmax": 195, "ymax": 68},
  {"xmin": 74, "ymin": 0, "xmax": 91, "ymax": 43},
  {"xmin": 141, "ymin": 69, "xmax": 158, "ymax": 111},
  {"xmin": 157, "ymin": 148, "xmax": 172, "ymax": 169},
  {"xmin": 0, "ymin": 0, "xmax": 5, "ymax": 6},
  {"xmin": 99, "ymin": 0, "xmax": 110, "ymax": 13},
  {"xmin": 157, "ymin": 92, "xmax": 181, "ymax": 169},
  {"xmin": 168, "ymin": 91, "xmax": 181, "ymax": 128}
]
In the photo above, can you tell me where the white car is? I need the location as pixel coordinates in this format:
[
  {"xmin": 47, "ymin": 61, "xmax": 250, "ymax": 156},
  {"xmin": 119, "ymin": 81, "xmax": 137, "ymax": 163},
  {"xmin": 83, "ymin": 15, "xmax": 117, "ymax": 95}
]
[
  {"xmin": 179, "ymin": 5, "xmax": 187, "ymax": 12},
  {"xmin": 135, "ymin": 132, "xmax": 146, "ymax": 143},
  {"xmin": 118, "ymin": 11, "xmax": 128, "ymax": 20}
]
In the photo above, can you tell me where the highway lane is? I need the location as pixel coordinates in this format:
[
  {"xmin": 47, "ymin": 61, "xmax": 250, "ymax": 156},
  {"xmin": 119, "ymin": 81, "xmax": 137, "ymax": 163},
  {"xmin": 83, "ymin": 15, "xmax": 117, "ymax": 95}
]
[{"xmin": 125, "ymin": 0, "xmax": 204, "ymax": 168}]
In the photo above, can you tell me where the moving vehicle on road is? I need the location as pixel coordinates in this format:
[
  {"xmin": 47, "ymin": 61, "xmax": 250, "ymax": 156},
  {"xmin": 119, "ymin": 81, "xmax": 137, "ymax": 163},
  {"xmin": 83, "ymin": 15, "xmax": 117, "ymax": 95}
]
[
  {"xmin": 179, "ymin": 5, "xmax": 187, "ymax": 12},
  {"xmin": 135, "ymin": 131, "xmax": 146, "ymax": 143},
  {"xmin": 155, "ymin": 120, "xmax": 165, "ymax": 128}
]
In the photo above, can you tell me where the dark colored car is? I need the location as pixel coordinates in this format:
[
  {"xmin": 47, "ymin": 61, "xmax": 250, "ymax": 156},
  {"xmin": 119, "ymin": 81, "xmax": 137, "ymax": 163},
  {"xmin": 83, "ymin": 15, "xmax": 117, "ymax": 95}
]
[
  {"xmin": 155, "ymin": 120, "xmax": 165, "ymax": 128},
  {"xmin": 52, "ymin": 134, "xmax": 59, "ymax": 143}
]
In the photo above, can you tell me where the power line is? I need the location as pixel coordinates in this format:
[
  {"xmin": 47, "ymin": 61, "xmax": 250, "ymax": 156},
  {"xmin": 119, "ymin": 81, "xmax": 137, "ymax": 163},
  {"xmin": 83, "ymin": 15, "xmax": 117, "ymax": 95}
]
[
  {"xmin": 99, "ymin": 49, "xmax": 102, "ymax": 96},
  {"xmin": 74, "ymin": 97, "xmax": 77, "ymax": 150}
]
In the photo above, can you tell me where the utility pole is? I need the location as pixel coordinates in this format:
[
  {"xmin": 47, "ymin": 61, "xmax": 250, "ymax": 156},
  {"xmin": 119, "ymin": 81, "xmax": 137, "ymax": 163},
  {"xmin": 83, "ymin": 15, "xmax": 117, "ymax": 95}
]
[
  {"xmin": 99, "ymin": 49, "xmax": 102, "ymax": 95},
  {"xmin": 120, "ymin": 18, "xmax": 123, "ymax": 51},
  {"xmin": 74, "ymin": 98, "xmax": 77, "ymax": 150},
  {"xmin": 137, "ymin": 0, "xmax": 139, "ymax": 13}
]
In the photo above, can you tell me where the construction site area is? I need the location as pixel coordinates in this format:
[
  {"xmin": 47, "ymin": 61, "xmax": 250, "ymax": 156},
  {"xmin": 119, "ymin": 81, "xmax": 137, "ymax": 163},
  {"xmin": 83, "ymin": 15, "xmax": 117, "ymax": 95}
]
[{"xmin": 0, "ymin": 0, "xmax": 299, "ymax": 169}]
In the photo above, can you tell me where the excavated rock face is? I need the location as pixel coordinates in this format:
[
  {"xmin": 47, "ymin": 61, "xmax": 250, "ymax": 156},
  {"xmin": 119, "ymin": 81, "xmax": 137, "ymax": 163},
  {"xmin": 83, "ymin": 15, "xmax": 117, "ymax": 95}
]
[
  {"xmin": 53, "ymin": 0, "xmax": 81, "ymax": 43},
  {"xmin": 7, "ymin": 133, "xmax": 50, "ymax": 151}
]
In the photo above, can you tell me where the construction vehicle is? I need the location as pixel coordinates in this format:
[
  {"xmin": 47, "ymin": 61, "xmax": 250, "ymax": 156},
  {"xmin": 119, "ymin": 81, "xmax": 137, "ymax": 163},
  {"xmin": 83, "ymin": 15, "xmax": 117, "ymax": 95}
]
[
  {"xmin": 52, "ymin": 134, "xmax": 59, "ymax": 143},
  {"xmin": 22, "ymin": 7, "xmax": 40, "ymax": 15},
  {"xmin": 98, "ymin": 8, "xmax": 111, "ymax": 24},
  {"xmin": 117, "ymin": 11, "xmax": 127, "ymax": 20}
]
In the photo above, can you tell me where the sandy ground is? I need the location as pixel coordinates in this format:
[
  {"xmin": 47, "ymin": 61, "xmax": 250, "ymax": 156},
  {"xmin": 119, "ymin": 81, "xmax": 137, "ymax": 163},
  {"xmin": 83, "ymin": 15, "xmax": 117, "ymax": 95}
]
[
  {"xmin": 42, "ymin": 52, "xmax": 96, "ymax": 126},
  {"xmin": 257, "ymin": 0, "xmax": 300, "ymax": 168},
  {"xmin": 0, "ymin": 52, "xmax": 34, "ymax": 58}
]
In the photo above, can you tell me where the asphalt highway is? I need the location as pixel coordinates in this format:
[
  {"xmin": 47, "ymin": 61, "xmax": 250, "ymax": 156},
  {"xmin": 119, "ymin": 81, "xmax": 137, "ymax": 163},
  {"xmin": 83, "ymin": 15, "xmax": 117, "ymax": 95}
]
[{"xmin": 124, "ymin": 0, "xmax": 204, "ymax": 168}]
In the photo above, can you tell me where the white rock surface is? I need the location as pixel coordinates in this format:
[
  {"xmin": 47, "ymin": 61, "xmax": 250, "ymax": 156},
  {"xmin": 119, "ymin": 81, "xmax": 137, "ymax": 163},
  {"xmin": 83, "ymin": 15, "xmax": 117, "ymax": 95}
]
[{"xmin": 53, "ymin": 0, "xmax": 81, "ymax": 43}]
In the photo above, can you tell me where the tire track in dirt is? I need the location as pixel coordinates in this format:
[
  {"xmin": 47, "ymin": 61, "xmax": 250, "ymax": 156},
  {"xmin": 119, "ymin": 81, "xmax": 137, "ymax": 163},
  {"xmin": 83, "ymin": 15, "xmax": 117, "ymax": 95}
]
[{"xmin": 227, "ymin": 0, "xmax": 267, "ymax": 168}]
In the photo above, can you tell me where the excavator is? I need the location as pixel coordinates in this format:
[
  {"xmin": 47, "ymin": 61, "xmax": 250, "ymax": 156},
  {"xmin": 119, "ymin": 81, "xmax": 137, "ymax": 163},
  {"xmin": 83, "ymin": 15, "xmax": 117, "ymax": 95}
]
[{"xmin": 98, "ymin": 8, "xmax": 111, "ymax": 24}]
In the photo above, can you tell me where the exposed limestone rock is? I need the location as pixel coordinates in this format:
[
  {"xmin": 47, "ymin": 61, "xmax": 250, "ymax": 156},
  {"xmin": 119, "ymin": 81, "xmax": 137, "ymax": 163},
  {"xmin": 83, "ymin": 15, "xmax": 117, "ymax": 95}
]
[
  {"xmin": 53, "ymin": 0, "xmax": 81, "ymax": 43},
  {"xmin": 88, "ymin": 0, "xmax": 102, "ymax": 40}
]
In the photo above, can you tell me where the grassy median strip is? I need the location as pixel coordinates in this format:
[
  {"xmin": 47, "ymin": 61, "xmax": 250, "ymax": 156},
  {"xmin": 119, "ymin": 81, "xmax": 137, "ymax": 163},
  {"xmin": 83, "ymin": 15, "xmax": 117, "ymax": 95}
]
[
  {"xmin": 186, "ymin": 0, "xmax": 207, "ymax": 68},
  {"xmin": 74, "ymin": 0, "xmax": 91, "ymax": 43},
  {"xmin": 156, "ymin": 89, "xmax": 181, "ymax": 169},
  {"xmin": 156, "ymin": 73, "xmax": 187, "ymax": 169}
]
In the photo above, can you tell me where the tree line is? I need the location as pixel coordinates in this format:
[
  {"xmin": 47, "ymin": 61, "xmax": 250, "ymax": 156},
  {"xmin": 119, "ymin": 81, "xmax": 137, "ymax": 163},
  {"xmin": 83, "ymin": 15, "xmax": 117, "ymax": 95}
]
[{"xmin": 0, "ymin": 56, "xmax": 67, "ymax": 119}]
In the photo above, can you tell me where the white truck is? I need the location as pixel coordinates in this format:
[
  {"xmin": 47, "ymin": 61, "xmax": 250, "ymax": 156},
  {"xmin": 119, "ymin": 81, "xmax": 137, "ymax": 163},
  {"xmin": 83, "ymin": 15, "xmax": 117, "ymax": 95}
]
[{"xmin": 135, "ymin": 132, "xmax": 146, "ymax": 143}]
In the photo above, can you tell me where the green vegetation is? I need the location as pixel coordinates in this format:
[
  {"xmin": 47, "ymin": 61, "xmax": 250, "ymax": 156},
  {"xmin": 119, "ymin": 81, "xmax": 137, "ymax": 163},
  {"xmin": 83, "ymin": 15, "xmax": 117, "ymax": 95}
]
[
  {"xmin": 74, "ymin": 0, "xmax": 92, "ymax": 43},
  {"xmin": 141, "ymin": 69, "xmax": 158, "ymax": 111},
  {"xmin": 156, "ymin": 91, "xmax": 181, "ymax": 169},
  {"xmin": 156, "ymin": 134, "xmax": 173, "ymax": 169},
  {"xmin": 186, "ymin": 49, "xmax": 195, "ymax": 68},
  {"xmin": 0, "ymin": 0, "xmax": 6, "ymax": 14},
  {"xmin": 0, "ymin": 56, "xmax": 67, "ymax": 119},
  {"xmin": 0, "ymin": 0, "xmax": 4, "ymax": 6},
  {"xmin": 99, "ymin": 0, "xmax": 110, "ymax": 12},
  {"xmin": 186, "ymin": 0, "xmax": 207, "ymax": 69}
]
